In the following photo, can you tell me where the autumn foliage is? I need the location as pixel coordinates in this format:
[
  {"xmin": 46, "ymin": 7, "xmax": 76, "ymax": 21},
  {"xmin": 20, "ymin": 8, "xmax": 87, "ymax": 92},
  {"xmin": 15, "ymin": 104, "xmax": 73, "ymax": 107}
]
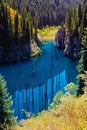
[{"xmin": 13, "ymin": 92, "xmax": 87, "ymax": 130}]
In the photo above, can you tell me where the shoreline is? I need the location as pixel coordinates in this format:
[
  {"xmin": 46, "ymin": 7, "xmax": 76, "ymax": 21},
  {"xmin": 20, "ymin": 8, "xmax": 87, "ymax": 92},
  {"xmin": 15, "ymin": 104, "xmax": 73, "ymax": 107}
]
[{"xmin": 37, "ymin": 26, "xmax": 60, "ymax": 43}]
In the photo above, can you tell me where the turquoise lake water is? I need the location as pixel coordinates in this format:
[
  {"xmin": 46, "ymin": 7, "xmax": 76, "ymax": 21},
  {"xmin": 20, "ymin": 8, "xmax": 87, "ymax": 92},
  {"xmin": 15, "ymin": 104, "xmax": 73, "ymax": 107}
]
[{"xmin": 0, "ymin": 41, "xmax": 78, "ymax": 120}]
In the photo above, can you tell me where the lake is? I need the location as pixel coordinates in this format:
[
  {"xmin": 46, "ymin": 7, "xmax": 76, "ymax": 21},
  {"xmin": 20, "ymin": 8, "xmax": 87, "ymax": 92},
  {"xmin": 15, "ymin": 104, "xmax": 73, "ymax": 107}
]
[{"xmin": 0, "ymin": 41, "xmax": 78, "ymax": 121}]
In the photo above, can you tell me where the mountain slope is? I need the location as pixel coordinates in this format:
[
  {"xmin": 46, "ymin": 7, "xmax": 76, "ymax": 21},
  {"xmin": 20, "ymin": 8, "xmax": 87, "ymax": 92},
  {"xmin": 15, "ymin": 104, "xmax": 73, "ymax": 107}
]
[
  {"xmin": 5, "ymin": 0, "xmax": 84, "ymax": 25},
  {"xmin": 13, "ymin": 93, "xmax": 87, "ymax": 130}
]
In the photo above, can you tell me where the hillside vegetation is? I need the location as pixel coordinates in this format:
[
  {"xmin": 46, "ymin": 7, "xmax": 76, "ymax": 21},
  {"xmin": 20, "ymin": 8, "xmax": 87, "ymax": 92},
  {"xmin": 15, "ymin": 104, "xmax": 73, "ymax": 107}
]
[
  {"xmin": 0, "ymin": 2, "xmax": 42, "ymax": 64},
  {"xmin": 6, "ymin": 0, "xmax": 83, "ymax": 26},
  {"xmin": 38, "ymin": 26, "xmax": 61, "ymax": 41},
  {"xmin": 0, "ymin": 0, "xmax": 87, "ymax": 130},
  {"xmin": 13, "ymin": 92, "xmax": 87, "ymax": 130},
  {"xmin": 12, "ymin": 1, "xmax": 87, "ymax": 129}
]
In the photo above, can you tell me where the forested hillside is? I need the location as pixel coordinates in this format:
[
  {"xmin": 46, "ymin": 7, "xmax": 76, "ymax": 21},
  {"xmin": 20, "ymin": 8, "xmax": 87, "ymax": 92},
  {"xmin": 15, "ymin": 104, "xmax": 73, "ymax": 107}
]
[
  {"xmin": 0, "ymin": 0, "xmax": 83, "ymax": 64},
  {"xmin": 0, "ymin": 0, "xmax": 84, "ymax": 47},
  {"xmin": 55, "ymin": 0, "xmax": 87, "ymax": 94},
  {"xmin": 0, "ymin": 0, "xmax": 43, "ymax": 64},
  {"xmin": 5, "ymin": 0, "xmax": 84, "ymax": 26},
  {"xmin": 0, "ymin": 0, "xmax": 87, "ymax": 130},
  {"xmin": 63, "ymin": 0, "xmax": 87, "ymax": 95}
]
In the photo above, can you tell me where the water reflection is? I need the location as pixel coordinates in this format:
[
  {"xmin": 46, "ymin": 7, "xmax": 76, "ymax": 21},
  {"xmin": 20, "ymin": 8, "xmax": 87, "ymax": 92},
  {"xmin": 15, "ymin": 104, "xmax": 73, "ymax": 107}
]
[
  {"xmin": 13, "ymin": 71, "xmax": 67, "ymax": 120},
  {"xmin": 0, "ymin": 42, "xmax": 78, "ymax": 120}
]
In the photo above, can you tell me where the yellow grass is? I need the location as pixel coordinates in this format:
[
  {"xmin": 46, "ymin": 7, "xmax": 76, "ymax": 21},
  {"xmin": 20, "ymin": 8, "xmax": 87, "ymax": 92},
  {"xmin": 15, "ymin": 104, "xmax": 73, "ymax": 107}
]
[
  {"xmin": 12, "ymin": 93, "xmax": 87, "ymax": 130},
  {"xmin": 30, "ymin": 41, "xmax": 42, "ymax": 57},
  {"xmin": 38, "ymin": 26, "xmax": 61, "ymax": 42}
]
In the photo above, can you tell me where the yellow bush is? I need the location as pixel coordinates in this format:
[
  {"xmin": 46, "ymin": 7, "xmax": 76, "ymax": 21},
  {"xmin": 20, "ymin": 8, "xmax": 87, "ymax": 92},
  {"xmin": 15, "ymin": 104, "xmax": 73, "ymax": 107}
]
[
  {"xmin": 37, "ymin": 26, "xmax": 60, "ymax": 41},
  {"xmin": 12, "ymin": 93, "xmax": 87, "ymax": 130}
]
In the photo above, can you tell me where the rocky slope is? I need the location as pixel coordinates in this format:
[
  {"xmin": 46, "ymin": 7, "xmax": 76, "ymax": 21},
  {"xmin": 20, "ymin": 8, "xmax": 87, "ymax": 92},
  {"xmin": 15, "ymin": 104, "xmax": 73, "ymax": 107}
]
[
  {"xmin": 0, "ymin": 42, "xmax": 42, "ymax": 65},
  {"xmin": 55, "ymin": 27, "xmax": 80, "ymax": 59}
]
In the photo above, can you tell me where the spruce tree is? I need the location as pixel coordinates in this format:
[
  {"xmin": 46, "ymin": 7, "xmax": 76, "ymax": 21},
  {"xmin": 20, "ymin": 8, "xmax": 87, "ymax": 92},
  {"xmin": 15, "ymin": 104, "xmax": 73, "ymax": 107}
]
[
  {"xmin": 26, "ymin": 21, "xmax": 30, "ymax": 43},
  {"xmin": 79, "ymin": 2, "xmax": 87, "ymax": 39},
  {"xmin": 77, "ymin": 28, "xmax": 87, "ymax": 95},
  {"xmin": 21, "ymin": 17, "xmax": 26, "ymax": 43},
  {"xmin": 78, "ymin": 3, "xmax": 82, "ymax": 26},
  {"xmin": 66, "ymin": 9, "xmax": 72, "ymax": 31},
  {"xmin": 30, "ymin": 24, "xmax": 33, "ymax": 40},
  {"xmin": 14, "ymin": 13, "xmax": 19, "ymax": 44},
  {"xmin": 3, "ymin": 4, "xmax": 9, "ymax": 44},
  {"xmin": 8, "ymin": 8, "xmax": 12, "ymax": 39},
  {"xmin": 83, "ymin": 5, "xmax": 87, "ymax": 28},
  {"xmin": 78, "ymin": 28, "xmax": 87, "ymax": 73},
  {"xmin": 0, "ymin": 75, "xmax": 16, "ymax": 129}
]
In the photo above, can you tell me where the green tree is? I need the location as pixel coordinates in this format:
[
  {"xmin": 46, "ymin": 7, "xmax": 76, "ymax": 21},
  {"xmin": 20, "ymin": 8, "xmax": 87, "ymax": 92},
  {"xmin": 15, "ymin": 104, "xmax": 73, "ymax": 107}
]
[
  {"xmin": 78, "ymin": 28, "xmax": 87, "ymax": 73},
  {"xmin": 8, "ymin": 8, "xmax": 13, "ymax": 39},
  {"xmin": 65, "ymin": 82, "xmax": 78, "ymax": 96},
  {"xmin": 26, "ymin": 21, "xmax": 30, "ymax": 43},
  {"xmin": 77, "ymin": 28, "xmax": 87, "ymax": 95},
  {"xmin": 78, "ymin": 3, "xmax": 82, "ymax": 26},
  {"xmin": 50, "ymin": 91, "xmax": 63, "ymax": 108},
  {"xmin": 66, "ymin": 9, "xmax": 72, "ymax": 31},
  {"xmin": 79, "ymin": 2, "xmax": 87, "ymax": 39},
  {"xmin": 14, "ymin": 13, "xmax": 19, "ymax": 44},
  {"xmin": 0, "ymin": 75, "xmax": 16, "ymax": 129}
]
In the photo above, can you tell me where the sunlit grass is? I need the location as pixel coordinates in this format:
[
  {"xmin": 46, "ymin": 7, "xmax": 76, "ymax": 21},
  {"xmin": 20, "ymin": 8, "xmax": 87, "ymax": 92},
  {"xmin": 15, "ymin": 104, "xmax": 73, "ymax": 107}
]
[
  {"xmin": 30, "ymin": 41, "xmax": 42, "ymax": 57},
  {"xmin": 12, "ymin": 93, "xmax": 87, "ymax": 130},
  {"xmin": 38, "ymin": 25, "xmax": 61, "ymax": 42}
]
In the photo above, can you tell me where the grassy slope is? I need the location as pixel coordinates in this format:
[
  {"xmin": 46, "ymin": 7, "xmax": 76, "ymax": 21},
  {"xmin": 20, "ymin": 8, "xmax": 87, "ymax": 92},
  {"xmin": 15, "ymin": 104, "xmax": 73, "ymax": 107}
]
[
  {"xmin": 38, "ymin": 26, "xmax": 61, "ymax": 42},
  {"xmin": 30, "ymin": 42, "xmax": 42, "ymax": 57},
  {"xmin": 13, "ymin": 93, "xmax": 87, "ymax": 130}
]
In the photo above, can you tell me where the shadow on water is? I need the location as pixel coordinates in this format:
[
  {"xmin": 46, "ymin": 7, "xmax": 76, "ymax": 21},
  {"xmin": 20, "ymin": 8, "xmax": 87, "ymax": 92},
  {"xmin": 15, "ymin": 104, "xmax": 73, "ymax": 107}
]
[{"xmin": 0, "ymin": 41, "xmax": 78, "ymax": 121}]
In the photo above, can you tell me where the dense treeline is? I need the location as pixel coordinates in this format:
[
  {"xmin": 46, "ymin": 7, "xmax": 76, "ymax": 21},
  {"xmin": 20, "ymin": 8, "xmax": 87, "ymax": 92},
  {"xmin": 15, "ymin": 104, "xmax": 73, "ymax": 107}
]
[
  {"xmin": 65, "ymin": 0, "xmax": 87, "ymax": 95},
  {"xmin": 0, "ymin": 0, "xmax": 87, "ymax": 129},
  {"xmin": 0, "ymin": 0, "xmax": 83, "ymax": 47},
  {"xmin": 5, "ymin": 0, "xmax": 84, "ymax": 27},
  {"xmin": 0, "ymin": 1, "xmax": 31, "ymax": 47},
  {"xmin": 66, "ymin": 0, "xmax": 87, "ymax": 40},
  {"xmin": 0, "ymin": 3, "xmax": 41, "ymax": 64}
]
